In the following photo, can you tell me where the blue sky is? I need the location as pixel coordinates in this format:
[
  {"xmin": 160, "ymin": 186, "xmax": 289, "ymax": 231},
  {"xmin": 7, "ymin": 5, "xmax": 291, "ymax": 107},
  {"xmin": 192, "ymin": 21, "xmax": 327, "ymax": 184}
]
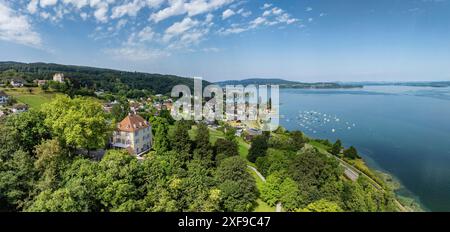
[{"xmin": 1, "ymin": 0, "xmax": 450, "ymax": 82}]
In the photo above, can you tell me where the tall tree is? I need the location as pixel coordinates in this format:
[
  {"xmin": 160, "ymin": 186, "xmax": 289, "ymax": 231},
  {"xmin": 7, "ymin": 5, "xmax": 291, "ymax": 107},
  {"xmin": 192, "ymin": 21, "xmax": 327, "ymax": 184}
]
[
  {"xmin": 331, "ymin": 139, "xmax": 342, "ymax": 156},
  {"xmin": 247, "ymin": 135, "xmax": 269, "ymax": 163},
  {"xmin": 298, "ymin": 199, "xmax": 343, "ymax": 212},
  {"xmin": 170, "ymin": 119, "xmax": 191, "ymax": 156},
  {"xmin": 279, "ymin": 177, "xmax": 302, "ymax": 211},
  {"xmin": 111, "ymin": 98, "xmax": 129, "ymax": 122},
  {"xmin": 216, "ymin": 156, "xmax": 258, "ymax": 212},
  {"xmin": 152, "ymin": 117, "xmax": 170, "ymax": 153},
  {"xmin": 224, "ymin": 125, "xmax": 237, "ymax": 143},
  {"xmin": 289, "ymin": 131, "xmax": 306, "ymax": 150},
  {"xmin": 0, "ymin": 150, "xmax": 36, "ymax": 211},
  {"xmin": 260, "ymin": 173, "xmax": 282, "ymax": 206},
  {"xmin": 193, "ymin": 123, "xmax": 213, "ymax": 162},
  {"xmin": 214, "ymin": 138, "xmax": 239, "ymax": 163},
  {"xmin": 343, "ymin": 146, "xmax": 361, "ymax": 159},
  {"xmin": 34, "ymin": 139, "xmax": 69, "ymax": 191},
  {"xmin": 41, "ymin": 96, "xmax": 112, "ymax": 153},
  {"xmin": 4, "ymin": 110, "xmax": 50, "ymax": 154}
]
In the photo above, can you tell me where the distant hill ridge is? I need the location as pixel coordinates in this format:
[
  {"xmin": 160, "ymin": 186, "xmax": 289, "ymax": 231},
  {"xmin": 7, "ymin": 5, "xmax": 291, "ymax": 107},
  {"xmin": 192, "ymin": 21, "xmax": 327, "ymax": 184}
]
[
  {"xmin": 215, "ymin": 78, "xmax": 362, "ymax": 89},
  {"xmin": 0, "ymin": 61, "xmax": 210, "ymax": 94}
]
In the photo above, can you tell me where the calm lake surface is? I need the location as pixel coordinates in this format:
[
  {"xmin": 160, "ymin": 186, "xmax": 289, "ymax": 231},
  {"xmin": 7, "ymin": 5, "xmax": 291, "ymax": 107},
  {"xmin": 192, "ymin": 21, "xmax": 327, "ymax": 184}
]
[{"xmin": 279, "ymin": 86, "xmax": 450, "ymax": 211}]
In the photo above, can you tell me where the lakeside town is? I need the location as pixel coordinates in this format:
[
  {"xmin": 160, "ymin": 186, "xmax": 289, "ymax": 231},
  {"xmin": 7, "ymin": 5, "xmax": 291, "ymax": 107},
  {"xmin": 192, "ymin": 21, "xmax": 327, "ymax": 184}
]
[
  {"xmin": 1, "ymin": 72, "xmax": 267, "ymax": 157},
  {"xmin": 0, "ymin": 68, "xmax": 420, "ymax": 212}
]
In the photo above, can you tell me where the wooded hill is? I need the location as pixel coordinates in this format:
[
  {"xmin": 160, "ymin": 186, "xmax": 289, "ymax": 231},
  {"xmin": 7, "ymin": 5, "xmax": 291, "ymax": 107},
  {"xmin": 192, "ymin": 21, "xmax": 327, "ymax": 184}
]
[{"xmin": 0, "ymin": 61, "xmax": 210, "ymax": 94}]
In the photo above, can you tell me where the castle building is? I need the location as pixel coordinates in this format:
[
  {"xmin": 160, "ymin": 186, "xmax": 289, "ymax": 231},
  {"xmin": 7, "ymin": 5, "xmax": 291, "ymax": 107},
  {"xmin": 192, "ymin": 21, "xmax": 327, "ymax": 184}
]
[{"xmin": 53, "ymin": 73, "xmax": 65, "ymax": 83}]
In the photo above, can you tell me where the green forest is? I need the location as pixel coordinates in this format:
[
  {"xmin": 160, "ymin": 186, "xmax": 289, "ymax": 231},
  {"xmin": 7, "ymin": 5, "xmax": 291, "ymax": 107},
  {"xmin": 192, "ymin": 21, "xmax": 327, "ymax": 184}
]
[{"xmin": 0, "ymin": 62, "xmax": 209, "ymax": 97}]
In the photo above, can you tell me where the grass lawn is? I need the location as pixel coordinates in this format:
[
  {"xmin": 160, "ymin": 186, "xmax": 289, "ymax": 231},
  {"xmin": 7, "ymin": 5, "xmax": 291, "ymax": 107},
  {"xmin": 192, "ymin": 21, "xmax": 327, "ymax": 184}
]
[
  {"xmin": 308, "ymin": 140, "xmax": 332, "ymax": 155},
  {"xmin": 1, "ymin": 87, "xmax": 59, "ymax": 109},
  {"xmin": 15, "ymin": 95, "xmax": 53, "ymax": 109}
]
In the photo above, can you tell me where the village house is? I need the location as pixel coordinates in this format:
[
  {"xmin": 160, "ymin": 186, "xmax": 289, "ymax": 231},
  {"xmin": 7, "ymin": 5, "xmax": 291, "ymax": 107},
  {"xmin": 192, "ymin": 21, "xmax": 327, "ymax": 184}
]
[
  {"xmin": 34, "ymin": 80, "xmax": 48, "ymax": 86},
  {"xmin": 129, "ymin": 101, "xmax": 144, "ymax": 112},
  {"xmin": 53, "ymin": 73, "xmax": 65, "ymax": 83},
  {"xmin": 0, "ymin": 91, "xmax": 9, "ymax": 104},
  {"xmin": 111, "ymin": 114, "xmax": 153, "ymax": 156},
  {"xmin": 12, "ymin": 103, "xmax": 28, "ymax": 113},
  {"xmin": 244, "ymin": 128, "xmax": 263, "ymax": 141},
  {"xmin": 162, "ymin": 101, "xmax": 173, "ymax": 111},
  {"xmin": 102, "ymin": 101, "xmax": 118, "ymax": 113},
  {"xmin": 10, "ymin": 79, "xmax": 24, "ymax": 87}
]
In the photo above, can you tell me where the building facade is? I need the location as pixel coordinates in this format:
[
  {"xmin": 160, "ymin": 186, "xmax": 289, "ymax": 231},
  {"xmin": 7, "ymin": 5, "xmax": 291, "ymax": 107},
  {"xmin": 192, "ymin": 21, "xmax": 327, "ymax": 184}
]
[
  {"xmin": 53, "ymin": 73, "xmax": 65, "ymax": 83},
  {"xmin": 10, "ymin": 80, "xmax": 24, "ymax": 87},
  {"xmin": 111, "ymin": 114, "xmax": 152, "ymax": 156},
  {"xmin": 11, "ymin": 104, "xmax": 28, "ymax": 113}
]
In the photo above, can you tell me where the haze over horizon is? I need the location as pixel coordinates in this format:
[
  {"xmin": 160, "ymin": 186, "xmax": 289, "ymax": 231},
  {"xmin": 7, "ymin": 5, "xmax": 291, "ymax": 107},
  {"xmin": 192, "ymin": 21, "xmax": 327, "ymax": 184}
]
[{"xmin": 1, "ymin": 0, "xmax": 450, "ymax": 82}]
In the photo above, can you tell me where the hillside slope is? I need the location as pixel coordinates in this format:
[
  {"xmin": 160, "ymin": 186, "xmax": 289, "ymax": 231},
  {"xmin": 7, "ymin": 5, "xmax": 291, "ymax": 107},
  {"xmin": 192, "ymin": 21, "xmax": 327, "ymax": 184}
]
[{"xmin": 0, "ymin": 61, "xmax": 210, "ymax": 94}]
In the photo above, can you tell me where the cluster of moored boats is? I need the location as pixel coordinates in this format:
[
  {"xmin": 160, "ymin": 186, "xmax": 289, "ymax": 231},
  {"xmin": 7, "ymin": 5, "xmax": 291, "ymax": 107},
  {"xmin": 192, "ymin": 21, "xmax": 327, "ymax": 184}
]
[{"xmin": 283, "ymin": 110, "xmax": 357, "ymax": 134}]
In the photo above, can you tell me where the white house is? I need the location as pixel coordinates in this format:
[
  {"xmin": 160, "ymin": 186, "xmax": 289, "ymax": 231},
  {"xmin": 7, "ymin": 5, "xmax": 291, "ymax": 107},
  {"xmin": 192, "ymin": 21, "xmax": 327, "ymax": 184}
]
[
  {"xmin": 111, "ymin": 114, "xmax": 153, "ymax": 156},
  {"xmin": 53, "ymin": 73, "xmax": 65, "ymax": 83},
  {"xmin": 12, "ymin": 104, "xmax": 28, "ymax": 113},
  {"xmin": 10, "ymin": 80, "xmax": 24, "ymax": 87},
  {"xmin": 0, "ymin": 91, "xmax": 9, "ymax": 104}
]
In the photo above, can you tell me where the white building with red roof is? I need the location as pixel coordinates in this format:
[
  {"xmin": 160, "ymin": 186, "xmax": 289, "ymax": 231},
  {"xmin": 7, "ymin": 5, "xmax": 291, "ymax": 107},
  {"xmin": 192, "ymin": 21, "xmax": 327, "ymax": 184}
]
[{"xmin": 111, "ymin": 114, "xmax": 153, "ymax": 156}]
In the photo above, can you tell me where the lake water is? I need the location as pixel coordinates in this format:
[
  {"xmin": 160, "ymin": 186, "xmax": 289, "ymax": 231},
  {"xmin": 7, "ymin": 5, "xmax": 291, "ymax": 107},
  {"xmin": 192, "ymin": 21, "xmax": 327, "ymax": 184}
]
[{"xmin": 279, "ymin": 86, "xmax": 450, "ymax": 212}]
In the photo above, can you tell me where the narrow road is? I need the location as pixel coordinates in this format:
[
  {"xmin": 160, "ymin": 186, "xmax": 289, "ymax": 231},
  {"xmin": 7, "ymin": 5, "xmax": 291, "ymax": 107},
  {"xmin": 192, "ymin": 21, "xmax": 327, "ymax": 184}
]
[
  {"xmin": 248, "ymin": 165, "xmax": 282, "ymax": 212},
  {"xmin": 248, "ymin": 165, "xmax": 265, "ymax": 182}
]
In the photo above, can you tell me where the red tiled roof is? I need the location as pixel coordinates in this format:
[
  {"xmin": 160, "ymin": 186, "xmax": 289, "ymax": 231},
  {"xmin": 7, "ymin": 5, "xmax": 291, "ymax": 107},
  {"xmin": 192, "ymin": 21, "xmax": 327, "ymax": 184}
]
[{"xmin": 117, "ymin": 114, "xmax": 150, "ymax": 132}]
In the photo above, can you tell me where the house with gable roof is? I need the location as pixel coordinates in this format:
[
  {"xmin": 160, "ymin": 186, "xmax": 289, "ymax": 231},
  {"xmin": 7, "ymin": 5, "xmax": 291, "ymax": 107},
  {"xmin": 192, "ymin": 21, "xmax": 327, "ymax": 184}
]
[{"xmin": 111, "ymin": 113, "xmax": 153, "ymax": 156}]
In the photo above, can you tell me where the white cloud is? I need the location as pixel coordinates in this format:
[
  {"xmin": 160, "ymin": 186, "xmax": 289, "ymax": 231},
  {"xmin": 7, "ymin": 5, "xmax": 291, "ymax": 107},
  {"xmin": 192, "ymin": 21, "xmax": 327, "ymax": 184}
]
[
  {"xmin": 150, "ymin": 0, "xmax": 185, "ymax": 22},
  {"xmin": 222, "ymin": 9, "xmax": 235, "ymax": 20},
  {"xmin": 306, "ymin": 7, "xmax": 313, "ymax": 12},
  {"xmin": 111, "ymin": 0, "xmax": 144, "ymax": 19},
  {"xmin": 249, "ymin": 16, "xmax": 266, "ymax": 28},
  {"xmin": 185, "ymin": 0, "xmax": 235, "ymax": 16},
  {"xmin": 0, "ymin": 2, "xmax": 42, "ymax": 47},
  {"xmin": 164, "ymin": 17, "xmax": 199, "ymax": 40},
  {"xmin": 219, "ymin": 4, "xmax": 298, "ymax": 35},
  {"xmin": 237, "ymin": 8, "xmax": 251, "ymax": 17},
  {"xmin": 116, "ymin": 18, "xmax": 128, "ymax": 30},
  {"xmin": 218, "ymin": 26, "xmax": 247, "ymax": 35},
  {"xmin": 80, "ymin": 12, "xmax": 88, "ymax": 20},
  {"xmin": 138, "ymin": 26, "xmax": 155, "ymax": 42},
  {"xmin": 62, "ymin": 0, "xmax": 89, "ymax": 9},
  {"xmin": 202, "ymin": 47, "xmax": 220, "ymax": 52},
  {"xmin": 27, "ymin": 0, "xmax": 39, "ymax": 14},
  {"xmin": 272, "ymin": 7, "xmax": 283, "ymax": 15},
  {"xmin": 40, "ymin": 0, "xmax": 59, "ymax": 8},
  {"xmin": 205, "ymin": 13, "xmax": 214, "ymax": 23},
  {"xmin": 8, "ymin": 0, "xmax": 304, "ymax": 55},
  {"xmin": 105, "ymin": 45, "xmax": 170, "ymax": 61},
  {"xmin": 150, "ymin": 0, "xmax": 235, "ymax": 22},
  {"xmin": 261, "ymin": 3, "xmax": 272, "ymax": 9},
  {"xmin": 162, "ymin": 14, "xmax": 215, "ymax": 49},
  {"xmin": 94, "ymin": 3, "xmax": 109, "ymax": 22}
]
